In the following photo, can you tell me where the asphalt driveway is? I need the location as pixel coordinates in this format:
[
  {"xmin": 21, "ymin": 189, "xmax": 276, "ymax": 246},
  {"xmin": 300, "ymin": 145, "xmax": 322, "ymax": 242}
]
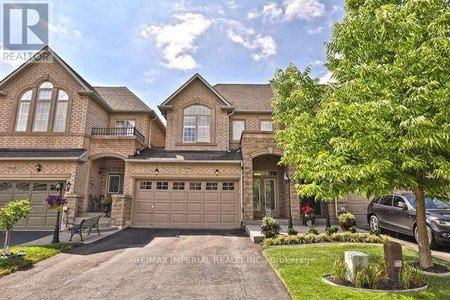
[
  {"xmin": 0, "ymin": 231, "xmax": 52, "ymax": 247},
  {"xmin": 0, "ymin": 228, "xmax": 290, "ymax": 300}
]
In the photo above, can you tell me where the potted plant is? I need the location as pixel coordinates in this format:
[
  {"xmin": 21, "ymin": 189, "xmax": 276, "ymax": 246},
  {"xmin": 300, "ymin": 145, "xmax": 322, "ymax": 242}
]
[
  {"xmin": 301, "ymin": 204, "xmax": 316, "ymax": 226},
  {"xmin": 261, "ymin": 216, "xmax": 281, "ymax": 238},
  {"xmin": 100, "ymin": 195, "xmax": 112, "ymax": 217},
  {"xmin": 338, "ymin": 212, "xmax": 356, "ymax": 231}
]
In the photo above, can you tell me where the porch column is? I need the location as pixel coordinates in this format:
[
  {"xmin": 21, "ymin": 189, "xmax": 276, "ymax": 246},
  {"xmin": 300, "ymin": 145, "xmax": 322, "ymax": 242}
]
[
  {"xmin": 63, "ymin": 194, "xmax": 81, "ymax": 224},
  {"xmin": 242, "ymin": 157, "xmax": 254, "ymax": 221},
  {"xmin": 111, "ymin": 194, "xmax": 132, "ymax": 228}
]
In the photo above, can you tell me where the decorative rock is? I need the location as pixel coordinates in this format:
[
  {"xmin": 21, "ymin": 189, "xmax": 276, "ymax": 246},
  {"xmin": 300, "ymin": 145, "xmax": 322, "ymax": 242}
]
[{"xmin": 344, "ymin": 251, "xmax": 369, "ymax": 283}]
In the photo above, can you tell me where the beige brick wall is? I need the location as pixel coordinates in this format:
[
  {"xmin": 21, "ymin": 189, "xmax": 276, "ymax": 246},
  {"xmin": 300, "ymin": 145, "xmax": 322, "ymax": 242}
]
[
  {"xmin": 165, "ymin": 78, "xmax": 228, "ymax": 151},
  {"xmin": 230, "ymin": 112, "xmax": 273, "ymax": 149},
  {"xmin": 85, "ymin": 99, "xmax": 110, "ymax": 135},
  {"xmin": 89, "ymin": 137, "xmax": 144, "ymax": 159},
  {"xmin": 150, "ymin": 121, "xmax": 166, "ymax": 148}
]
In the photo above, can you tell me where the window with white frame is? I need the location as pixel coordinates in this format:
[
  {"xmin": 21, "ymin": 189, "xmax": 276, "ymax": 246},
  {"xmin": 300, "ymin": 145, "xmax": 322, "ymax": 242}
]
[
  {"xmin": 232, "ymin": 120, "xmax": 245, "ymax": 141},
  {"xmin": 33, "ymin": 81, "xmax": 53, "ymax": 132},
  {"xmin": 15, "ymin": 90, "xmax": 32, "ymax": 131},
  {"xmin": 53, "ymin": 90, "xmax": 69, "ymax": 132},
  {"xmin": 183, "ymin": 105, "xmax": 211, "ymax": 143},
  {"xmin": 115, "ymin": 120, "xmax": 135, "ymax": 135},
  {"xmin": 260, "ymin": 120, "xmax": 273, "ymax": 132}
]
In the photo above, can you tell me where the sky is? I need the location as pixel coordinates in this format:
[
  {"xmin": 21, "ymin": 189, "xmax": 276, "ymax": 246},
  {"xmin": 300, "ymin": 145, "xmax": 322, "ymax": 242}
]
[{"xmin": 0, "ymin": 0, "xmax": 345, "ymax": 116}]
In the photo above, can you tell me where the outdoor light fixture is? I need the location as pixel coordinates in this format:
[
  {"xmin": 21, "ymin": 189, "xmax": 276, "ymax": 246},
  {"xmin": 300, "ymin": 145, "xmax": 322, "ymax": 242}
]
[
  {"xmin": 215, "ymin": 169, "xmax": 219, "ymax": 176},
  {"xmin": 66, "ymin": 181, "xmax": 71, "ymax": 192},
  {"xmin": 98, "ymin": 167, "xmax": 104, "ymax": 174},
  {"xmin": 35, "ymin": 163, "xmax": 42, "ymax": 172},
  {"xmin": 155, "ymin": 168, "xmax": 159, "ymax": 175}
]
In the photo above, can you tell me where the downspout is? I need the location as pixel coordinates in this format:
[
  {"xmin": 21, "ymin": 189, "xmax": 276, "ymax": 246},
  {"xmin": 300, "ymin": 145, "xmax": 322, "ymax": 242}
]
[{"xmin": 240, "ymin": 161, "xmax": 244, "ymax": 228}]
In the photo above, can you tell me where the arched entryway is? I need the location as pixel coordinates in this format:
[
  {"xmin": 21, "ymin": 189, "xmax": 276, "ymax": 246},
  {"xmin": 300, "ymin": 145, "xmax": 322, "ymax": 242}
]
[
  {"xmin": 252, "ymin": 154, "xmax": 289, "ymax": 219},
  {"xmin": 83, "ymin": 154, "xmax": 126, "ymax": 214}
]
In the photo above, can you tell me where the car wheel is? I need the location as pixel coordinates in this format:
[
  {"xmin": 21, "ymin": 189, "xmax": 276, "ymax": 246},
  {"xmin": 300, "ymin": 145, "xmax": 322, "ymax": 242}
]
[
  {"xmin": 369, "ymin": 215, "xmax": 380, "ymax": 231},
  {"xmin": 414, "ymin": 225, "xmax": 437, "ymax": 249}
]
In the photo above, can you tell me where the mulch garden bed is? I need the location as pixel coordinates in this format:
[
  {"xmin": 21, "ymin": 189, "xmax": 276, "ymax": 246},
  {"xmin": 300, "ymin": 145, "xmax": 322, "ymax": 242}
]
[
  {"xmin": 410, "ymin": 262, "xmax": 450, "ymax": 274},
  {"xmin": 322, "ymin": 275, "xmax": 428, "ymax": 292}
]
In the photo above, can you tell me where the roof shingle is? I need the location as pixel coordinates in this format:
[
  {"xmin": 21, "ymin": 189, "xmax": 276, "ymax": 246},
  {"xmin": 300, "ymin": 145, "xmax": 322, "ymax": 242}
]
[
  {"xmin": 129, "ymin": 148, "xmax": 242, "ymax": 161},
  {"xmin": 94, "ymin": 87, "xmax": 152, "ymax": 112},
  {"xmin": 0, "ymin": 148, "xmax": 86, "ymax": 158},
  {"xmin": 213, "ymin": 84, "xmax": 273, "ymax": 112}
]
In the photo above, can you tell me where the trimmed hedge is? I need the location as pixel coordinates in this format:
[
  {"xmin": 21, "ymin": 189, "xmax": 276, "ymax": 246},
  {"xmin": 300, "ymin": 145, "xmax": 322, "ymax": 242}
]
[{"xmin": 263, "ymin": 232, "xmax": 390, "ymax": 246}]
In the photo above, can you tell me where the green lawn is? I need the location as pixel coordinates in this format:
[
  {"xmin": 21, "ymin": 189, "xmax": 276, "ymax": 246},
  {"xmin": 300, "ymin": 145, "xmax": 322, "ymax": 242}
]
[
  {"xmin": 0, "ymin": 243, "xmax": 78, "ymax": 277},
  {"xmin": 263, "ymin": 243, "xmax": 450, "ymax": 300}
]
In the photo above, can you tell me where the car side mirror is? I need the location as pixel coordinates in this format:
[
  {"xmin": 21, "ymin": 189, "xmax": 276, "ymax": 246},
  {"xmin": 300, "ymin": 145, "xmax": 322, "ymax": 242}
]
[{"xmin": 397, "ymin": 201, "xmax": 407, "ymax": 210}]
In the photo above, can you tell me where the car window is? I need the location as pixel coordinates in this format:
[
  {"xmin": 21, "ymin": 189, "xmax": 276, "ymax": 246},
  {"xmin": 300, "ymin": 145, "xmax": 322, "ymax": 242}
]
[
  {"xmin": 393, "ymin": 196, "xmax": 406, "ymax": 208},
  {"xmin": 407, "ymin": 195, "xmax": 450, "ymax": 209},
  {"xmin": 378, "ymin": 195, "xmax": 393, "ymax": 206}
]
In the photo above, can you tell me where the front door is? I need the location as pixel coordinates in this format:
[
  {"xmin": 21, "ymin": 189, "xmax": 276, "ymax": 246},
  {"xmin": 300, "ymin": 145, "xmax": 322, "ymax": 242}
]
[{"xmin": 253, "ymin": 176, "xmax": 277, "ymax": 218}]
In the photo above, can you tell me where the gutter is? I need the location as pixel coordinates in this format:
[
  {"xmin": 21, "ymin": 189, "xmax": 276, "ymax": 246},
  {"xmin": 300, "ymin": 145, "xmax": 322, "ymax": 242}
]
[
  {"xmin": 125, "ymin": 159, "xmax": 242, "ymax": 164},
  {"xmin": 0, "ymin": 157, "xmax": 85, "ymax": 161}
]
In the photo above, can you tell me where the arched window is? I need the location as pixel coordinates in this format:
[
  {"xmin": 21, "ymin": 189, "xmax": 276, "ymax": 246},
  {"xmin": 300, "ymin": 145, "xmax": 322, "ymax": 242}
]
[
  {"xmin": 15, "ymin": 90, "xmax": 32, "ymax": 131},
  {"xmin": 53, "ymin": 90, "xmax": 69, "ymax": 132},
  {"xmin": 183, "ymin": 105, "xmax": 211, "ymax": 143},
  {"xmin": 33, "ymin": 81, "xmax": 53, "ymax": 132}
]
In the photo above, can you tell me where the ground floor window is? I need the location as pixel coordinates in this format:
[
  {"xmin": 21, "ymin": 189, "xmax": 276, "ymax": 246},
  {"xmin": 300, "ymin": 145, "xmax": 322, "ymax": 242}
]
[{"xmin": 108, "ymin": 174, "xmax": 122, "ymax": 194}]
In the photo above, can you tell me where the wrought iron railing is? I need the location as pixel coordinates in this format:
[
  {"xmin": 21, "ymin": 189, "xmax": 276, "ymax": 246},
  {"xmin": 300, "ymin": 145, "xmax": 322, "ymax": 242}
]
[{"xmin": 91, "ymin": 127, "xmax": 145, "ymax": 143}]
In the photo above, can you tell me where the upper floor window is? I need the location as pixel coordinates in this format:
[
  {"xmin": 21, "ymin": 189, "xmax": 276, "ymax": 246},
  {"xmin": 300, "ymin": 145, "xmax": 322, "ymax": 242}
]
[
  {"xmin": 33, "ymin": 82, "xmax": 53, "ymax": 132},
  {"xmin": 115, "ymin": 120, "xmax": 135, "ymax": 136},
  {"xmin": 232, "ymin": 120, "xmax": 245, "ymax": 141},
  {"xmin": 15, "ymin": 90, "xmax": 33, "ymax": 131},
  {"xmin": 183, "ymin": 105, "xmax": 211, "ymax": 143},
  {"xmin": 260, "ymin": 120, "xmax": 273, "ymax": 132},
  {"xmin": 53, "ymin": 90, "xmax": 69, "ymax": 132},
  {"xmin": 15, "ymin": 80, "xmax": 70, "ymax": 133}
]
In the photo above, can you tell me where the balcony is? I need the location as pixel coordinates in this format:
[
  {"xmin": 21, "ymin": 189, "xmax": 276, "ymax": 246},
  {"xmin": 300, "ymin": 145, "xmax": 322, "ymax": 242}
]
[{"xmin": 91, "ymin": 127, "xmax": 145, "ymax": 143}]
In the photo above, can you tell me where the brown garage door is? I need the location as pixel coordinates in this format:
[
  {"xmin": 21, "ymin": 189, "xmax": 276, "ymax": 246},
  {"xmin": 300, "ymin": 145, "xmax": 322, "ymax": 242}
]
[
  {"xmin": 133, "ymin": 180, "xmax": 240, "ymax": 228},
  {"xmin": 0, "ymin": 181, "xmax": 58, "ymax": 230}
]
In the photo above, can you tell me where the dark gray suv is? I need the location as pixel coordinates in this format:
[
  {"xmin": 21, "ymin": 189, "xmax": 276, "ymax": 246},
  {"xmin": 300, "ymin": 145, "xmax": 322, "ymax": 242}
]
[{"xmin": 367, "ymin": 193, "xmax": 450, "ymax": 248}]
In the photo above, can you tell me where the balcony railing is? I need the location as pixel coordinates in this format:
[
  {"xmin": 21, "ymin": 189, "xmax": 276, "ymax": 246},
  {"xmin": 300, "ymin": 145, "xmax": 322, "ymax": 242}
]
[{"xmin": 91, "ymin": 127, "xmax": 145, "ymax": 143}]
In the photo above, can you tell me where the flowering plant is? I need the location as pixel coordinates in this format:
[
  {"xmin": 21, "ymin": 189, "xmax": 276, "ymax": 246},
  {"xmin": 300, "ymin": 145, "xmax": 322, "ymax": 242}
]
[
  {"xmin": 45, "ymin": 194, "xmax": 67, "ymax": 210},
  {"xmin": 100, "ymin": 194, "xmax": 112, "ymax": 205},
  {"xmin": 301, "ymin": 204, "xmax": 314, "ymax": 214}
]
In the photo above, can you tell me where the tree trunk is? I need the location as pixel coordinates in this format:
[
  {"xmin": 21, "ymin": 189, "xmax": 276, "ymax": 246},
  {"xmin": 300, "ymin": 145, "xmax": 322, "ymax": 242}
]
[
  {"xmin": 3, "ymin": 230, "xmax": 11, "ymax": 255},
  {"xmin": 414, "ymin": 188, "xmax": 433, "ymax": 269}
]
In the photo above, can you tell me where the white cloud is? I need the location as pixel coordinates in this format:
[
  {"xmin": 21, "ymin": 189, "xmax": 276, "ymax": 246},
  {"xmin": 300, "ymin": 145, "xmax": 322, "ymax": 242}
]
[
  {"xmin": 141, "ymin": 13, "xmax": 212, "ymax": 70},
  {"xmin": 249, "ymin": 0, "xmax": 325, "ymax": 22},
  {"xmin": 226, "ymin": 21, "xmax": 276, "ymax": 61},
  {"xmin": 285, "ymin": 0, "xmax": 325, "ymax": 20},
  {"xmin": 307, "ymin": 59, "xmax": 324, "ymax": 66},
  {"xmin": 262, "ymin": 3, "xmax": 283, "ymax": 22},
  {"xmin": 319, "ymin": 70, "xmax": 337, "ymax": 84},
  {"xmin": 307, "ymin": 26, "xmax": 323, "ymax": 35}
]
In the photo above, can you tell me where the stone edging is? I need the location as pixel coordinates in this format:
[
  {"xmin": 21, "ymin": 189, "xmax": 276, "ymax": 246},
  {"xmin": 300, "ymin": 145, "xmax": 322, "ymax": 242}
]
[
  {"xmin": 409, "ymin": 263, "xmax": 450, "ymax": 277},
  {"xmin": 321, "ymin": 275, "xmax": 429, "ymax": 293}
]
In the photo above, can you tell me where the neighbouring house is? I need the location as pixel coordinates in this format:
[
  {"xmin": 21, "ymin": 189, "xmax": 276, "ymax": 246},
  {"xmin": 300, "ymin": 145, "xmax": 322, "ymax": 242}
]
[{"xmin": 0, "ymin": 47, "xmax": 368, "ymax": 231}]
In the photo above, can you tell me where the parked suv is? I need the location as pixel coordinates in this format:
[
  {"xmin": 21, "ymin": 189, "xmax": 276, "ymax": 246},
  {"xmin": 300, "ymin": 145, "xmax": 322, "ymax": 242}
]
[{"xmin": 367, "ymin": 193, "xmax": 450, "ymax": 248}]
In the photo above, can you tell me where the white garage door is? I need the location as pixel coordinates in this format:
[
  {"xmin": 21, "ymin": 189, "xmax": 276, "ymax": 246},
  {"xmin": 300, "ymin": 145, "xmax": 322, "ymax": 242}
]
[
  {"xmin": 346, "ymin": 194, "xmax": 370, "ymax": 229},
  {"xmin": 133, "ymin": 180, "xmax": 240, "ymax": 228},
  {"xmin": 0, "ymin": 181, "xmax": 58, "ymax": 230}
]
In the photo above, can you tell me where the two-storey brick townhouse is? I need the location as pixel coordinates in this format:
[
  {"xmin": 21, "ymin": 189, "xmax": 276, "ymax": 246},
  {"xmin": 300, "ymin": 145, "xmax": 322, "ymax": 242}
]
[{"xmin": 0, "ymin": 47, "xmax": 362, "ymax": 231}]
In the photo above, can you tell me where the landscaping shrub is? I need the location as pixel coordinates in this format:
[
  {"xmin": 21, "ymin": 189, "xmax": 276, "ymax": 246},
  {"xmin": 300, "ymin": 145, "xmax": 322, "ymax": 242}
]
[
  {"xmin": 349, "ymin": 226, "xmax": 357, "ymax": 233},
  {"xmin": 401, "ymin": 263, "xmax": 425, "ymax": 289},
  {"xmin": 331, "ymin": 259, "xmax": 346, "ymax": 284},
  {"xmin": 261, "ymin": 216, "xmax": 281, "ymax": 238},
  {"xmin": 263, "ymin": 232, "xmax": 389, "ymax": 246},
  {"xmin": 287, "ymin": 228, "xmax": 298, "ymax": 235},
  {"xmin": 308, "ymin": 226, "xmax": 318, "ymax": 235},
  {"xmin": 366, "ymin": 261, "xmax": 386, "ymax": 289},
  {"xmin": 325, "ymin": 226, "xmax": 339, "ymax": 236},
  {"xmin": 369, "ymin": 228, "xmax": 381, "ymax": 236}
]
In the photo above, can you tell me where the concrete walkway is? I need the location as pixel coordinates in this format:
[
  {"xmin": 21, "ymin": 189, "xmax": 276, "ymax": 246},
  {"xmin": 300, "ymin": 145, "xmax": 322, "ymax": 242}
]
[{"xmin": 0, "ymin": 228, "xmax": 290, "ymax": 300}]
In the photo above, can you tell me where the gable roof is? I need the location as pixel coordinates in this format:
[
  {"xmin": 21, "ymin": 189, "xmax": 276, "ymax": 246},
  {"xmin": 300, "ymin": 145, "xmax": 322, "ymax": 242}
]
[
  {"xmin": 159, "ymin": 73, "xmax": 233, "ymax": 110},
  {"xmin": 213, "ymin": 84, "xmax": 274, "ymax": 112},
  {"xmin": 94, "ymin": 86, "xmax": 152, "ymax": 112}
]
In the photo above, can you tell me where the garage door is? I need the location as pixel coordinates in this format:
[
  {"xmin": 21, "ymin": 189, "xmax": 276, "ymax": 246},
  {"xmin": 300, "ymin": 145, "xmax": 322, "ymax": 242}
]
[
  {"xmin": 346, "ymin": 194, "xmax": 370, "ymax": 229},
  {"xmin": 0, "ymin": 181, "xmax": 58, "ymax": 230},
  {"xmin": 133, "ymin": 180, "xmax": 240, "ymax": 228}
]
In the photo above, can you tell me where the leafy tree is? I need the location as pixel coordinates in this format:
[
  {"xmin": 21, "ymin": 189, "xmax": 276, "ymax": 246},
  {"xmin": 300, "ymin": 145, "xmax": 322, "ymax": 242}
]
[
  {"xmin": 272, "ymin": 0, "xmax": 450, "ymax": 269},
  {"xmin": 0, "ymin": 200, "xmax": 31, "ymax": 255}
]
